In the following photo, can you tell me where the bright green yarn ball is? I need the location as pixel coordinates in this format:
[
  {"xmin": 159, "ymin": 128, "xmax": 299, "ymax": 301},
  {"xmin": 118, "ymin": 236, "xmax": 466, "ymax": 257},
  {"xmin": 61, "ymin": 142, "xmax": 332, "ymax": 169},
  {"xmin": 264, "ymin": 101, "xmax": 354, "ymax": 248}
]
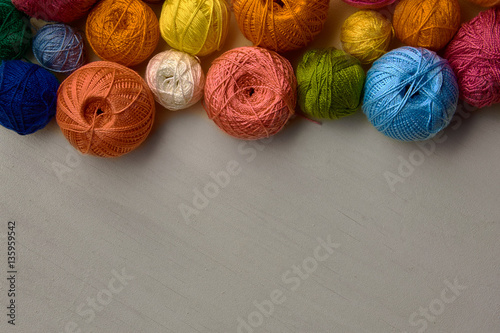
[
  {"xmin": 0, "ymin": 0, "xmax": 31, "ymax": 60},
  {"xmin": 297, "ymin": 48, "xmax": 366, "ymax": 120}
]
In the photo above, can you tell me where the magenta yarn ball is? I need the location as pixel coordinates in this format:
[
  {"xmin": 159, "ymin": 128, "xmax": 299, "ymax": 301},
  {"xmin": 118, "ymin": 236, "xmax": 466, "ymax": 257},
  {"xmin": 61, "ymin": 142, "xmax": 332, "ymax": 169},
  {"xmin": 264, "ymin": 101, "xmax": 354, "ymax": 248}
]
[
  {"xmin": 12, "ymin": 0, "xmax": 98, "ymax": 23},
  {"xmin": 445, "ymin": 8, "xmax": 500, "ymax": 109},
  {"xmin": 342, "ymin": 0, "xmax": 397, "ymax": 9}
]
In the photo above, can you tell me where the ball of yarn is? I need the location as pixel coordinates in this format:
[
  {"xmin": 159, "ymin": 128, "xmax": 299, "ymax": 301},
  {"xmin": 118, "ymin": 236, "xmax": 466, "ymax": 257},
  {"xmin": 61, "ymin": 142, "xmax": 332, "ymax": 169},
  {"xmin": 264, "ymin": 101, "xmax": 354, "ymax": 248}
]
[
  {"xmin": 342, "ymin": 0, "xmax": 396, "ymax": 9},
  {"xmin": 0, "ymin": 61, "xmax": 59, "ymax": 135},
  {"xmin": 204, "ymin": 46, "xmax": 296, "ymax": 140},
  {"xmin": 393, "ymin": 0, "xmax": 461, "ymax": 51},
  {"xmin": 363, "ymin": 47, "xmax": 459, "ymax": 141},
  {"xmin": 467, "ymin": 0, "xmax": 500, "ymax": 7},
  {"xmin": 12, "ymin": 0, "xmax": 98, "ymax": 23},
  {"xmin": 86, "ymin": 0, "xmax": 160, "ymax": 67},
  {"xmin": 160, "ymin": 0, "xmax": 230, "ymax": 57},
  {"xmin": 445, "ymin": 8, "xmax": 500, "ymax": 109},
  {"xmin": 56, "ymin": 62, "xmax": 156, "ymax": 157},
  {"xmin": 0, "ymin": 0, "xmax": 31, "ymax": 60},
  {"xmin": 146, "ymin": 50, "xmax": 205, "ymax": 111},
  {"xmin": 233, "ymin": 0, "xmax": 330, "ymax": 53},
  {"xmin": 341, "ymin": 10, "xmax": 393, "ymax": 64},
  {"xmin": 33, "ymin": 24, "xmax": 85, "ymax": 74},
  {"xmin": 297, "ymin": 48, "xmax": 365, "ymax": 120}
]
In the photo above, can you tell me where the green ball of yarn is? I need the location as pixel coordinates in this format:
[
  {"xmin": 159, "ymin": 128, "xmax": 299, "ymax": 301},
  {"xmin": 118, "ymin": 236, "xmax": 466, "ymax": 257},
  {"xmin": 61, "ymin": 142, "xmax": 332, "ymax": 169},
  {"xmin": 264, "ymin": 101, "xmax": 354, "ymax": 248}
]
[
  {"xmin": 297, "ymin": 48, "xmax": 366, "ymax": 120},
  {"xmin": 0, "ymin": 0, "xmax": 31, "ymax": 60}
]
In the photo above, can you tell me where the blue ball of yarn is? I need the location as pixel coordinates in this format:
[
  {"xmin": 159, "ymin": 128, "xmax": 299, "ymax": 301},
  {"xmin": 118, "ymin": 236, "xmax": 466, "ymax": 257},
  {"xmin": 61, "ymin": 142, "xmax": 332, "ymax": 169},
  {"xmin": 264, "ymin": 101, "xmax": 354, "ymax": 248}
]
[
  {"xmin": 363, "ymin": 46, "xmax": 459, "ymax": 141},
  {"xmin": 32, "ymin": 24, "xmax": 85, "ymax": 74},
  {"xmin": 0, "ymin": 60, "xmax": 59, "ymax": 135}
]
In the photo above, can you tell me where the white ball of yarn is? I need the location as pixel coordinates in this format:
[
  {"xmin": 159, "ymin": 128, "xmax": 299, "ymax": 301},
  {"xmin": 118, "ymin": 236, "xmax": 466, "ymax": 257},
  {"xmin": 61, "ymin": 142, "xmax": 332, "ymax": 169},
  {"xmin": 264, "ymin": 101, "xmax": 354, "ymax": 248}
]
[{"xmin": 146, "ymin": 50, "xmax": 205, "ymax": 111}]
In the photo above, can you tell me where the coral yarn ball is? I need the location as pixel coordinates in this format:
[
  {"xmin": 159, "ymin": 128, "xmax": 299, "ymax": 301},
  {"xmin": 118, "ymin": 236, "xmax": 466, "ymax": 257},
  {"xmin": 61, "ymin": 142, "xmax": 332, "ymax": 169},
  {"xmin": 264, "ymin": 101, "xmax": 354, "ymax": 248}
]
[
  {"xmin": 160, "ymin": 0, "xmax": 230, "ymax": 57},
  {"xmin": 232, "ymin": 0, "xmax": 330, "ymax": 52},
  {"xmin": 204, "ymin": 47, "xmax": 297, "ymax": 140},
  {"xmin": 56, "ymin": 62, "xmax": 156, "ymax": 157},
  {"xmin": 86, "ymin": 0, "xmax": 160, "ymax": 67},
  {"xmin": 445, "ymin": 8, "xmax": 500, "ymax": 109},
  {"xmin": 12, "ymin": 0, "xmax": 98, "ymax": 23},
  {"xmin": 0, "ymin": 61, "xmax": 59, "ymax": 135},
  {"xmin": 393, "ymin": 0, "xmax": 461, "ymax": 51},
  {"xmin": 467, "ymin": 0, "xmax": 500, "ymax": 6},
  {"xmin": 342, "ymin": 0, "xmax": 396, "ymax": 9}
]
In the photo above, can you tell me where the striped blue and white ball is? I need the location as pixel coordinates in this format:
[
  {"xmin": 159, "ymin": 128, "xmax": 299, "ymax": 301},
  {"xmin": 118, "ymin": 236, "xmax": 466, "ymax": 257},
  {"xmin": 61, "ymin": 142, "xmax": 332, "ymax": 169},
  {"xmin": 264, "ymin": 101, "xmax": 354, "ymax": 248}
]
[
  {"xmin": 363, "ymin": 47, "xmax": 459, "ymax": 141},
  {"xmin": 32, "ymin": 24, "xmax": 85, "ymax": 74}
]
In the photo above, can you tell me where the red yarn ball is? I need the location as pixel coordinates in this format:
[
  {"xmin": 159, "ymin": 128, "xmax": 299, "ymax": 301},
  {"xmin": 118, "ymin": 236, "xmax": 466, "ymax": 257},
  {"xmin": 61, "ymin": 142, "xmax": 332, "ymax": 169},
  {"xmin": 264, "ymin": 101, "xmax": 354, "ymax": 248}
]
[
  {"xmin": 342, "ymin": 0, "xmax": 396, "ymax": 9},
  {"xmin": 12, "ymin": 0, "xmax": 98, "ymax": 23},
  {"xmin": 444, "ymin": 8, "xmax": 500, "ymax": 109}
]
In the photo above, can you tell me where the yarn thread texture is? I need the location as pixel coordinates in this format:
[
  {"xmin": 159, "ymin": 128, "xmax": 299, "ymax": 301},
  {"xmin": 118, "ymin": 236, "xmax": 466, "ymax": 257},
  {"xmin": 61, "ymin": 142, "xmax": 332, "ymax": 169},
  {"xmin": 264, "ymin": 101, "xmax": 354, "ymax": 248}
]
[
  {"xmin": 232, "ymin": 0, "xmax": 330, "ymax": 52},
  {"xmin": 363, "ymin": 47, "xmax": 459, "ymax": 141},
  {"xmin": 342, "ymin": 0, "xmax": 396, "ymax": 9},
  {"xmin": 12, "ymin": 0, "xmax": 98, "ymax": 23},
  {"xmin": 0, "ymin": 60, "xmax": 59, "ymax": 135},
  {"xmin": 86, "ymin": 0, "xmax": 160, "ymax": 67},
  {"xmin": 204, "ymin": 46, "xmax": 297, "ymax": 140},
  {"xmin": 0, "ymin": 0, "xmax": 31, "ymax": 60},
  {"xmin": 56, "ymin": 61, "xmax": 156, "ymax": 157}
]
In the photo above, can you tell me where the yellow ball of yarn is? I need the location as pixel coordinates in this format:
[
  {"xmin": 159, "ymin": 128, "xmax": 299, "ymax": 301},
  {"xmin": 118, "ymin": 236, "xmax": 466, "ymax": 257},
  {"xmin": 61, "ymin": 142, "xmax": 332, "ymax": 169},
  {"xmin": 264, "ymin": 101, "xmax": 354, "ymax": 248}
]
[
  {"xmin": 159, "ymin": 0, "xmax": 230, "ymax": 57},
  {"xmin": 340, "ymin": 10, "xmax": 393, "ymax": 64}
]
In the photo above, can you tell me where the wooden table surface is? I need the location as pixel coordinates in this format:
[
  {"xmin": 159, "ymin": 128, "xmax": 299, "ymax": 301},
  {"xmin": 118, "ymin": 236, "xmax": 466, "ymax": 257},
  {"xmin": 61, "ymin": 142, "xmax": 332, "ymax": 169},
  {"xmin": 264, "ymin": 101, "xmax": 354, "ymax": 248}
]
[{"xmin": 1, "ymin": 1, "xmax": 499, "ymax": 332}]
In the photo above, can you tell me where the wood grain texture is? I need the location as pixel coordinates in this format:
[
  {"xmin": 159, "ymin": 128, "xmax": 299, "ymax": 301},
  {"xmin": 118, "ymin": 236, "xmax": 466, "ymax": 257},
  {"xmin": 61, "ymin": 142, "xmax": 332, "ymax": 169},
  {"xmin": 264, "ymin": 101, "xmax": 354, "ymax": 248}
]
[{"xmin": 1, "ymin": 1, "xmax": 499, "ymax": 332}]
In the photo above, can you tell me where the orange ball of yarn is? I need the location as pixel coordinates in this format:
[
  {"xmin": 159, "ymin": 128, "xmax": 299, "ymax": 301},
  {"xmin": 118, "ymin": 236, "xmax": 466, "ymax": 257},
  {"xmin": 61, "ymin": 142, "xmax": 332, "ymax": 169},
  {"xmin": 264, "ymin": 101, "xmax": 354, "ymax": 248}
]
[
  {"xmin": 86, "ymin": 0, "xmax": 159, "ymax": 67},
  {"xmin": 56, "ymin": 62, "xmax": 156, "ymax": 158},
  {"xmin": 232, "ymin": 0, "xmax": 330, "ymax": 52},
  {"xmin": 467, "ymin": 0, "xmax": 500, "ymax": 6},
  {"xmin": 393, "ymin": 0, "xmax": 461, "ymax": 51}
]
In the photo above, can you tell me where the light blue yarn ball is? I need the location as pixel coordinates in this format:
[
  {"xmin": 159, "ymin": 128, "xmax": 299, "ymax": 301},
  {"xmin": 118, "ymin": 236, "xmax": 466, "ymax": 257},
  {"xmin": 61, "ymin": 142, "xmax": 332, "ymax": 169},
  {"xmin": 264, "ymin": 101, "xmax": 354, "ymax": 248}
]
[
  {"xmin": 32, "ymin": 24, "xmax": 85, "ymax": 74},
  {"xmin": 363, "ymin": 47, "xmax": 459, "ymax": 141}
]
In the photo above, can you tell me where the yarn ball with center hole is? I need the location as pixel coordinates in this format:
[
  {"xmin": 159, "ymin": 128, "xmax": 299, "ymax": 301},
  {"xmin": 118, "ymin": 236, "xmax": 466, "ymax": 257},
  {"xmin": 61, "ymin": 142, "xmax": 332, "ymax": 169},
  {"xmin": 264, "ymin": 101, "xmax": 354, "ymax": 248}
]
[
  {"xmin": 32, "ymin": 24, "xmax": 86, "ymax": 74},
  {"xmin": 342, "ymin": 0, "xmax": 396, "ymax": 9},
  {"xmin": 146, "ymin": 50, "xmax": 205, "ymax": 111},
  {"xmin": 0, "ymin": 0, "xmax": 31, "ymax": 60},
  {"xmin": 204, "ymin": 47, "xmax": 296, "ymax": 140},
  {"xmin": 86, "ymin": 0, "xmax": 160, "ymax": 67},
  {"xmin": 232, "ymin": 0, "xmax": 330, "ymax": 53},
  {"xmin": 444, "ymin": 8, "xmax": 500, "ymax": 109},
  {"xmin": 363, "ymin": 47, "xmax": 459, "ymax": 141},
  {"xmin": 341, "ymin": 10, "xmax": 393, "ymax": 64},
  {"xmin": 160, "ymin": 0, "xmax": 230, "ymax": 57},
  {"xmin": 393, "ymin": 0, "xmax": 461, "ymax": 51},
  {"xmin": 467, "ymin": 0, "xmax": 500, "ymax": 6},
  {"xmin": 56, "ymin": 62, "xmax": 156, "ymax": 157},
  {"xmin": 297, "ymin": 48, "xmax": 365, "ymax": 120},
  {"xmin": 0, "ymin": 60, "xmax": 59, "ymax": 135},
  {"xmin": 12, "ymin": 0, "xmax": 98, "ymax": 23}
]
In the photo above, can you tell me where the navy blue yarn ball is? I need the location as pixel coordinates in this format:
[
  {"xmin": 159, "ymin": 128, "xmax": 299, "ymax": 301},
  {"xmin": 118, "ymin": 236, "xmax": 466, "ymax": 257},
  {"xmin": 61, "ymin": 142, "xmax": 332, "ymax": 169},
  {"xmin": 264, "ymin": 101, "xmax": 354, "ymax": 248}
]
[
  {"xmin": 363, "ymin": 47, "xmax": 459, "ymax": 141},
  {"xmin": 0, "ymin": 60, "xmax": 59, "ymax": 135}
]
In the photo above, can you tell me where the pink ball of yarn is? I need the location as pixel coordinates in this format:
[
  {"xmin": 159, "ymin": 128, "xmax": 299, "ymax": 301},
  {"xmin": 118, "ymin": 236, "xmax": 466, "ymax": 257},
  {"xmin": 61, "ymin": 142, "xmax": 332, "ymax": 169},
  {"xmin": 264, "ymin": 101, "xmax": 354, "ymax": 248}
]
[
  {"xmin": 204, "ymin": 46, "xmax": 297, "ymax": 140},
  {"xmin": 12, "ymin": 0, "xmax": 98, "ymax": 23},
  {"xmin": 342, "ymin": 0, "xmax": 396, "ymax": 9},
  {"xmin": 444, "ymin": 8, "xmax": 500, "ymax": 109}
]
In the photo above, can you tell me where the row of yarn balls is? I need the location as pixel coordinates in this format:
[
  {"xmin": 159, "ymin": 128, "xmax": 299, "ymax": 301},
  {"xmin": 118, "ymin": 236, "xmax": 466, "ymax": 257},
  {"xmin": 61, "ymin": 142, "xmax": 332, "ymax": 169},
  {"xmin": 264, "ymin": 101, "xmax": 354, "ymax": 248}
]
[{"xmin": 0, "ymin": 0, "xmax": 499, "ymax": 157}]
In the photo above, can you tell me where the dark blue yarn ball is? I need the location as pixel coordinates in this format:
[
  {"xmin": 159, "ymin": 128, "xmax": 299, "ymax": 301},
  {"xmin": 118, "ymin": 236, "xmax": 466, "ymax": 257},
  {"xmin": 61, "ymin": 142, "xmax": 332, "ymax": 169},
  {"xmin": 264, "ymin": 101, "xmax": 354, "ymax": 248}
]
[{"xmin": 0, "ymin": 60, "xmax": 59, "ymax": 135}]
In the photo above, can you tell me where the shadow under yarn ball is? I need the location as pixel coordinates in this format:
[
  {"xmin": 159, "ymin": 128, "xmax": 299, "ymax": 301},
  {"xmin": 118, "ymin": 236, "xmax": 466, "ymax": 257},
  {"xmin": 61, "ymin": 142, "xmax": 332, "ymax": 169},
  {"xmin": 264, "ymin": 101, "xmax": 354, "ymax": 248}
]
[
  {"xmin": 12, "ymin": 0, "xmax": 98, "ymax": 23},
  {"xmin": 86, "ymin": 0, "xmax": 159, "ymax": 67},
  {"xmin": 0, "ymin": 0, "xmax": 31, "ymax": 60},
  {"xmin": 232, "ymin": 0, "xmax": 330, "ymax": 53},
  {"xmin": 0, "ymin": 61, "xmax": 59, "ymax": 135},
  {"xmin": 393, "ymin": 0, "xmax": 461, "ymax": 51},
  {"xmin": 467, "ymin": 0, "xmax": 500, "ymax": 6},
  {"xmin": 363, "ymin": 47, "xmax": 459, "ymax": 142},
  {"xmin": 159, "ymin": 0, "xmax": 230, "ymax": 57},
  {"xmin": 33, "ymin": 24, "xmax": 86, "ymax": 74},
  {"xmin": 445, "ymin": 8, "xmax": 500, "ymax": 109},
  {"xmin": 204, "ymin": 46, "xmax": 297, "ymax": 140},
  {"xmin": 56, "ymin": 62, "xmax": 156, "ymax": 158},
  {"xmin": 297, "ymin": 48, "xmax": 365, "ymax": 120}
]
